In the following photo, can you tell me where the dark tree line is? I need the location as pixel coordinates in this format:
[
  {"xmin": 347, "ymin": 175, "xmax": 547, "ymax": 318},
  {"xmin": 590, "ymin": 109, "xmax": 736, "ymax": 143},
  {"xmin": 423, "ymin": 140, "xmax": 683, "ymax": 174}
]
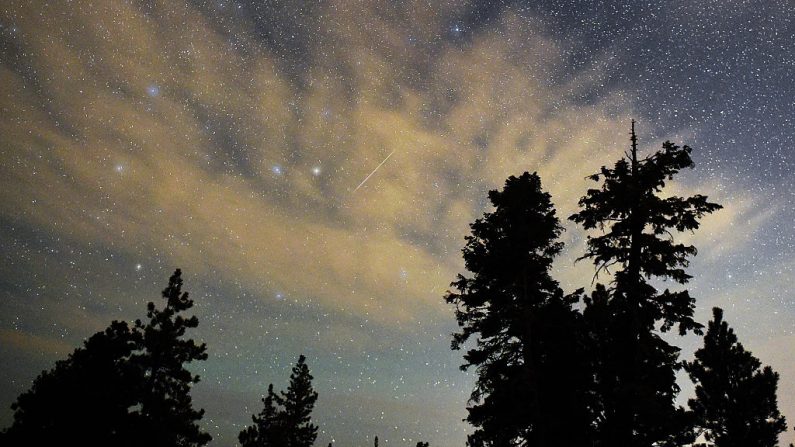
[
  {"xmin": 1, "ymin": 270, "xmax": 429, "ymax": 447},
  {"xmin": 1, "ymin": 123, "xmax": 788, "ymax": 447},
  {"xmin": 447, "ymin": 121, "xmax": 788, "ymax": 447}
]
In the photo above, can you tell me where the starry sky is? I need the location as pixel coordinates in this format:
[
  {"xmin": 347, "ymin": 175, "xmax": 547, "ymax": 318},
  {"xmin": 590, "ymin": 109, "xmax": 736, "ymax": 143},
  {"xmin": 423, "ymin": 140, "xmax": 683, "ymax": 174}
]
[{"xmin": 0, "ymin": 0, "xmax": 793, "ymax": 446}]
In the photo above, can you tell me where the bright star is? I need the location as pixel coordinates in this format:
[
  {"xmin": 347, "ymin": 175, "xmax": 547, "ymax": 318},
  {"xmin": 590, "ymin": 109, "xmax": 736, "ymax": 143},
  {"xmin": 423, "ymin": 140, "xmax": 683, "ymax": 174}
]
[
  {"xmin": 272, "ymin": 165, "xmax": 283, "ymax": 175},
  {"xmin": 146, "ymin": 84, "xmax": 160, "ymax": 97},
  {"xmin": 312, "ymin": 166, "xmax": 321, "ymax": 176}
]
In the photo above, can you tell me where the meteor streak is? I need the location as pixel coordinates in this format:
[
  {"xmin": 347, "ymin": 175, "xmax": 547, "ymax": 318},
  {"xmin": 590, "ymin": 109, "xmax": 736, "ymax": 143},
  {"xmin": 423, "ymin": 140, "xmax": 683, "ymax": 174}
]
[{"xmin": 353, "ymin": 150, "xmax": 395, "ymax": 192}]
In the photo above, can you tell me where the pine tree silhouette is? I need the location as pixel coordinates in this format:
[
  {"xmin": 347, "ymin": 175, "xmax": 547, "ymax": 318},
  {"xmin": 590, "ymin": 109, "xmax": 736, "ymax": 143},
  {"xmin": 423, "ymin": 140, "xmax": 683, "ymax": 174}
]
[
  {"xmin": 240, "ymin": 384, "xmax": 286, "ymax": 447},
  {"xmin": 280, "ymin": 355, "xmax": 319, "ymax": 447},
  {"xmin": 570, "ymin": 121, "xmax": 722, "ymax": 447},
  {"xmin": 132, "ymin": 269, "xmax": 212, "ymax": 447},
  {"xmin": 239, "ymin": 355, "xmax": 318, "ymax": 447},
  {"xmin": 1, "ymin": 269, "xmax": 210, "ymax": 447},
  {"xmin": 446, "ymin": 172, "xmax": 593, "ymax": 447},
  {"xmin": 686, "ymin": 308, "xmax": 787, "ymax": 447}
]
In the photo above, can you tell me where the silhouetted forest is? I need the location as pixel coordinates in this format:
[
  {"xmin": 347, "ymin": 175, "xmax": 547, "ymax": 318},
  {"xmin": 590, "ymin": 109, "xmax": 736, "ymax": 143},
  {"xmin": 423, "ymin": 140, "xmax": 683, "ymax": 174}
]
[{"xmin": 1, "ymin": 123, "xmax": 789, "ymax": 447}]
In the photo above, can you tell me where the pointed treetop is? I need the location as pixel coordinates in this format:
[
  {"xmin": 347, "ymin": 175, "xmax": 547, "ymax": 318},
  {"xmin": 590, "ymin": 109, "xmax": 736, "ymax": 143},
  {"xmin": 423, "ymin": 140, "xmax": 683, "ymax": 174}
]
[{"xmin": 687, "ymin": 307, "xmax": 787, "ymax": 446}]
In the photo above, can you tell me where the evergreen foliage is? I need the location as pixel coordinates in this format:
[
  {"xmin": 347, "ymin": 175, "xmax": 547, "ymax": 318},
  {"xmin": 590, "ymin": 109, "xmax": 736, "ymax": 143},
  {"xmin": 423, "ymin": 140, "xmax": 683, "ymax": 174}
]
[
  {"xmin": 446, "ymin": 172, "xmax": 593, "ymax": 447},
  {"xmin": 239, "ymin": 355, "xmax": 318, "ymax": 447},
  {"xmin": 281, "ymin": 355, "xmax": 319, "ymax": 447},
  {"xmin": 1, "ymin": 321, "xmax": 141, "ymax": 446},
  {"xmin": 133, "ymin": 269, "xmax": 212, "ymax": 447},
  {"xmin": 1, "ymin": 269, "xmax": 210, "ymax": 447},
  {"xmin": 570, "ymin": 121, "xmax": 722, "ymax": 447},
  {"xmin": 240, "ymin": 384, "xmax": 285, "ymax": 447},
  {"xmin": 686, "ymin": 308, "xmax": 787, "ymax": 447}
]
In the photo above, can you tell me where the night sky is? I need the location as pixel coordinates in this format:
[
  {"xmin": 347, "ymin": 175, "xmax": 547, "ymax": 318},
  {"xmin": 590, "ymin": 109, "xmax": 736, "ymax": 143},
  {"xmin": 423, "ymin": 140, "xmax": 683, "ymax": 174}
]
[{"xmin": 1, "ymin": 1, "xmax": 793, "ymax": 446}]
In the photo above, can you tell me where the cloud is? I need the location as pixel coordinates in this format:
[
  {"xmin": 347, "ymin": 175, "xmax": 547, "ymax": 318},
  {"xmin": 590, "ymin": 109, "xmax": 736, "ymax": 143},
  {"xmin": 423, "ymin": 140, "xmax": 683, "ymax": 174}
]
[
  {"xmin": 0, "ymin": 0, "xmax": 751, "ymax": 332},
  {"xmin": 0, "ymin": 329, "xmax": 74, "ymax": 358},
  {"xmin": 4, "ymin": 2, "xmax": 789, "ymax": 446}
]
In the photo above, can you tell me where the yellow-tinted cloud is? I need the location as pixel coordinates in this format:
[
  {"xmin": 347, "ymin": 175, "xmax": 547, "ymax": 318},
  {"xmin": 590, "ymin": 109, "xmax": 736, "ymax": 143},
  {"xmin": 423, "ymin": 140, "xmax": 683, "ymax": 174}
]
[
  {"xmin": 0, "ymin": 0, "xmax": 749, "ymax": 329},
  {"xmin": 0, "ymin": 329, "xmax": 75, "ymax": 358}
]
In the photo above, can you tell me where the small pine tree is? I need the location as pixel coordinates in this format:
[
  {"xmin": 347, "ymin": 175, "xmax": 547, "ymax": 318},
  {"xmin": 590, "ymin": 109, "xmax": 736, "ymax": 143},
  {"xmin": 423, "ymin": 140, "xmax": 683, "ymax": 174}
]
[
  {"xmin": 686, "ymin": 308, "xmax": 787, "ymax": 447},
  {"xmin": 240, "ymin": 355, "xmax": 318, "ymax": 447},
  {"xmin": 240, "ymin": 384, "xmax": 285, "ymax": 447},
  {"xmin": 279, "ymin": 355, "xmax": 319, "ymax": 447}
]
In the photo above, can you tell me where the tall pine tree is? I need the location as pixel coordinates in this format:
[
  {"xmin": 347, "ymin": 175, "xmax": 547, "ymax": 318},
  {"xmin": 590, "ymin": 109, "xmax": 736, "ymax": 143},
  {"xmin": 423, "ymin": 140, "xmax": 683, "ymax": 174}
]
[
  {"xmin": 133, "ymin": 269, "xmax": 212, "ymax": 447},
  {"xmin": 570, "ymin": 121, "xmax": 722, "ymax": 447},
  {"xmin": 446, "ymin": 172, "xmax": 593, "ymax": 447},
  {"xmin": 686, "ymin": 308, "xmax": 787, "ymax": 447}
]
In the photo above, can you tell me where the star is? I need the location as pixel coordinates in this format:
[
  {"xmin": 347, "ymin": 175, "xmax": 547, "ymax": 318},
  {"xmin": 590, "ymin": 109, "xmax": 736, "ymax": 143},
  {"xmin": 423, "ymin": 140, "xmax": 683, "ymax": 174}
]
[{"xmin": 2, "ymin": 2, "xmax": 793, "ymax": 447}]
